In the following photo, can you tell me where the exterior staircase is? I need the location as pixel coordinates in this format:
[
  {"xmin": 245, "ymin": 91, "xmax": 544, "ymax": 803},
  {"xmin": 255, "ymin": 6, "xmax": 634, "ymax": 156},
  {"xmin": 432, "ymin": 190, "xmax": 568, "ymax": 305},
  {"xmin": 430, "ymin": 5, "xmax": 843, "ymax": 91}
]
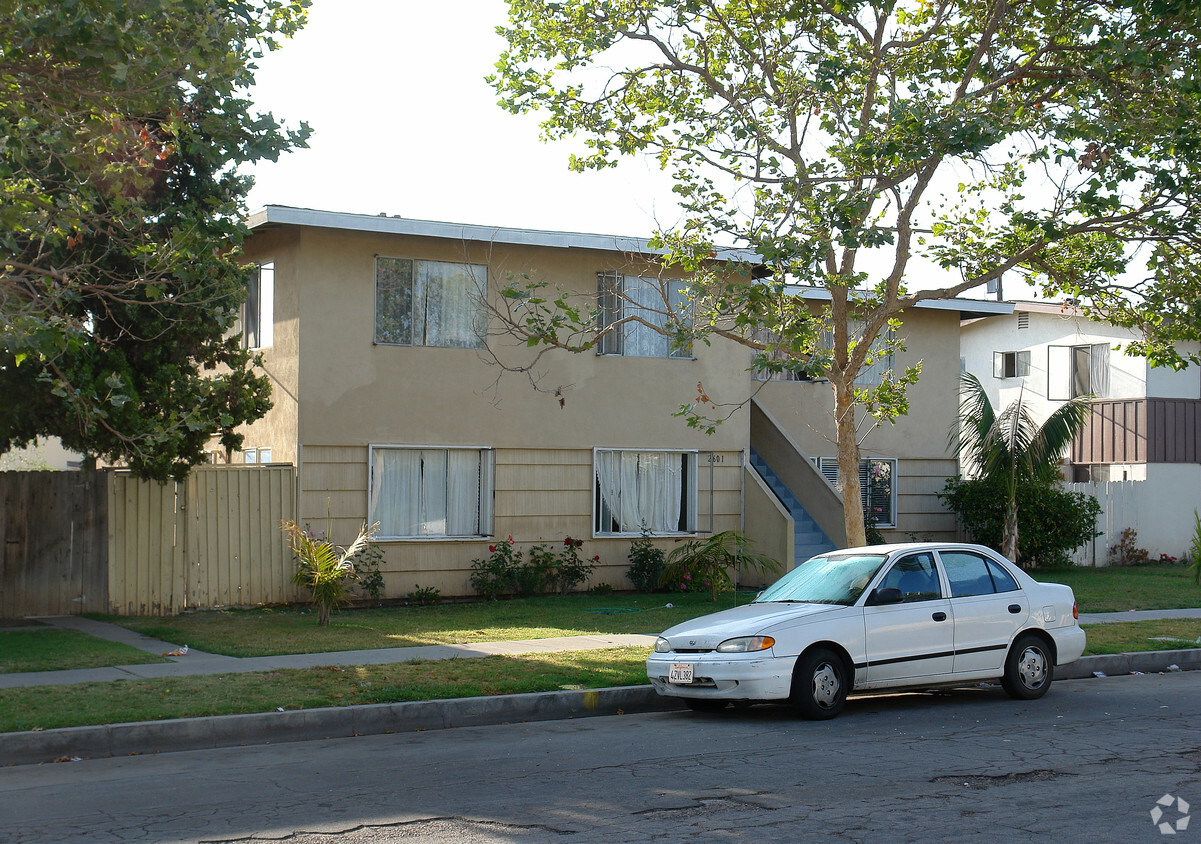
[{"xmin": 749, "ymin": 449, "xmax": 837, "ymax": 566}]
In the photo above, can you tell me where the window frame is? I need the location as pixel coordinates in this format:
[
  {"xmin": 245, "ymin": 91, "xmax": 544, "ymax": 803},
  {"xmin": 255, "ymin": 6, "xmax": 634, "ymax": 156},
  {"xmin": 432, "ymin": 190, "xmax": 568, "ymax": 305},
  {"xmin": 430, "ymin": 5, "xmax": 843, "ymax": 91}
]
[
  {"xmin": 1048, "ymin": 343, "xmax": 1109, "ymax": 400},
  {"xmin": 816, "ymin": 456, "xmax": 898, "ymax": 529},
  {"xmin": 595, "ymin": 272, "xmax": 693, "ymax": 359},
  {"xmin": 241, "ymin": 262, "xmax": 274, "ymax": 350},
  {"xmin": 373, "ymin": 256, "xmax": 488, "ymax": 350},
  {"xmin": 592, "ymin": 447, "xmax": 699, "ymax": 537},
  {"xmin": 368, "ymin": 444, "xmax": 495, "ymax": 541},
  {"xmin": 993, "ymin": 350, "xmax": 1031, "ymax": 379}
]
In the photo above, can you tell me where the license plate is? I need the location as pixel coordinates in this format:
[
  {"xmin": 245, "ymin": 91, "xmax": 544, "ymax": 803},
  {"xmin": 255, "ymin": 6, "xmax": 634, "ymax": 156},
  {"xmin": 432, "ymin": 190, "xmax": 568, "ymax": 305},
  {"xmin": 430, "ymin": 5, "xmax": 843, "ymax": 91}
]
[{"xmin": 668, "ymin": 663, "xmax": 694, "ymax": 684}]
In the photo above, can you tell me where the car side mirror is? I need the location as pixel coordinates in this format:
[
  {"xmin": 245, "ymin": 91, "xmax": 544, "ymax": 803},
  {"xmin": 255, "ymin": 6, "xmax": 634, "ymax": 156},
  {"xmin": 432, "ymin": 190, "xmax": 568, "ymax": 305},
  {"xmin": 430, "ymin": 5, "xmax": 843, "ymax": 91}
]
[{"xmin": 868, "ymin": 587, "xmax": 903, "ymax": 606}]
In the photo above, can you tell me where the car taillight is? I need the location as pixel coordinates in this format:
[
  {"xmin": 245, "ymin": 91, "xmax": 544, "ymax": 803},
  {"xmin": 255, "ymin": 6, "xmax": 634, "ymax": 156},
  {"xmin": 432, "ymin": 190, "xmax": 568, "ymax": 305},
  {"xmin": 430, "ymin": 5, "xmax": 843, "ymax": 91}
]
[{"xmin": 1073, "ymin": 600, "xmax": 1079, "ymax": 620}]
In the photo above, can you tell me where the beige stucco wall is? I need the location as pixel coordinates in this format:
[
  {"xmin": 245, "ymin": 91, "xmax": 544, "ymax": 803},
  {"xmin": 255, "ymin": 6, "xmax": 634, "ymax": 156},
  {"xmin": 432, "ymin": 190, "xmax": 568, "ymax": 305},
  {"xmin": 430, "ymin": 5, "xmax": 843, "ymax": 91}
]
[
  {"xmin": 242, "ymin": 225, "xmax": 751, "ymax": 596},
  {"xmin": 753, "ymin": 307, "xmax": 963, "ymax": 540}
]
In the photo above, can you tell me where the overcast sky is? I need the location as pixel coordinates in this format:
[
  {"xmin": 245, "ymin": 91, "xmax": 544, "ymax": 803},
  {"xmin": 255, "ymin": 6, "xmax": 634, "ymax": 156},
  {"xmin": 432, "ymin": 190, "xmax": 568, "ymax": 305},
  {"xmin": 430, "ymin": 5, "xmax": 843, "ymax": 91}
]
[{"xmin": 243, "ymin": 0, "xmax": 686, "ymax": 238}]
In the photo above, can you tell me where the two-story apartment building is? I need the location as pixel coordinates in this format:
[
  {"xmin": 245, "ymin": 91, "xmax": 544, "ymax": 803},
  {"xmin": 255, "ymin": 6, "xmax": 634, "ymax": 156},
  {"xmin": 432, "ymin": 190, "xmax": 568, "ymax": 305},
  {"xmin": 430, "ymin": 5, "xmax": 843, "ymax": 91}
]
[
  {"xmin": 236, "ymin": 205, "xmax": 1008, "ymax": 597},
  {"xmin": 961, "ymin": 300, "xmax": 1201, "ymax": 562}
]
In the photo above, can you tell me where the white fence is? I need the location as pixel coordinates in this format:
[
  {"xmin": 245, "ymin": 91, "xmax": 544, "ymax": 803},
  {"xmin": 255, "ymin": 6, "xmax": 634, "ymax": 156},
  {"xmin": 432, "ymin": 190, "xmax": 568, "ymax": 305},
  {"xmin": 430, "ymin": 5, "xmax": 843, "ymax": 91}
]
[{"xmin": 1065, "ymin": 468, "xmax": 1201, "ymax": 566}]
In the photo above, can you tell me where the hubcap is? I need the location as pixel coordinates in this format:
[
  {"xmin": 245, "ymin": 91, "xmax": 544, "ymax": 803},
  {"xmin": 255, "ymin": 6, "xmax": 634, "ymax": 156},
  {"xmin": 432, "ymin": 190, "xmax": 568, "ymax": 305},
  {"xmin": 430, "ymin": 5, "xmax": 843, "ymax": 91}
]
[
  {"xmin": 1018, "ymin": 646, "xmax": 1047, "ymax": 690},
  {"xmin": 811, "ymin": 662, "xmax": 841, "ymax": 707}
]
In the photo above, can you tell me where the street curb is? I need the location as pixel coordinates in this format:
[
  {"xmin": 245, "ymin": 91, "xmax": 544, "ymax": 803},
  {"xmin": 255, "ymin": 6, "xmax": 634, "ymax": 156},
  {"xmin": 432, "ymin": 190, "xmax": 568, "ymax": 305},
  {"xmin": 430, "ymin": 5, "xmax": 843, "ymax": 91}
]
[
  {"xmin": 0, "ymin": 685, "xmax": 685, "ymax": 768},
  {"xmin": 4, "ymin": 649, "xmax": 1199, "ymax": 768}
]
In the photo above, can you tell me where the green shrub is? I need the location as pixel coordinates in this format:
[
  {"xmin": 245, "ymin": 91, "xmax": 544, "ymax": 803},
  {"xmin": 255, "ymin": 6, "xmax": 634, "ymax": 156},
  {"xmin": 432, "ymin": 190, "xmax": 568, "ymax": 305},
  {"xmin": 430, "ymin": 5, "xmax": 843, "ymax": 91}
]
[
  {"xmin": 406, "ymin": 585, "xmax": 441, "ymax": 606},
  {"xmin": 470, "ymin": 536, "xmax": 523, "ymax": 599},
  {"xmin": 938, "ymin": 477, "xmax": 1101, "ymax": 567},
  {"xmin": 659, "ymin": 530, "xmax": 782, "ymax": 601},
  {"xmin": 351, "ymin": 543, "xmax": 386, "ymax": 600},
  {"xmin": 554, "ymin": 536, "xmax": 598, "ymax": 594},
  {"xmin": 626, "ymin": 532, "xmax": 666, "ymax": 592},
  {"xmin": 283, "ymin": 520, "xmax": 377, "ymax": 625},
  {"xmin": 470, "ymin": 535, "xmax": 598, "ymax": 598}
]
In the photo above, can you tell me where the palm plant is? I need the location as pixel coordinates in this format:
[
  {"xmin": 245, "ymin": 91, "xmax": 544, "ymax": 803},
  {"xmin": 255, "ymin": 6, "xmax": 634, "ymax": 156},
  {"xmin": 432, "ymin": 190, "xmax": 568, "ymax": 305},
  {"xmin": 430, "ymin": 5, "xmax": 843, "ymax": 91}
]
[
  {"xmin": 282, "ymin": 520, "xmax": 378, "ymax": 626},
  {"xmin": 659, "ymin": 530, "xmax": 782, "ymax": 601},
  {"xmin": 950, "ymin": 373, "xmax": 1093, "ymax": 564}
]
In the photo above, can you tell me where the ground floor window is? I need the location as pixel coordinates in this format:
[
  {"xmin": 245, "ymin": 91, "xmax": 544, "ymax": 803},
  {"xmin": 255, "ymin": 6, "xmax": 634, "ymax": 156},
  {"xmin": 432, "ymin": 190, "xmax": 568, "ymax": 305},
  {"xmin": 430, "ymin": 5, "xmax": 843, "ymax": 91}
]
[
  {"xmin": 817, "ymin": 456, "xmax": 897, "ymax": 528},
  {"xmin": 594, "ymin": 449, "xmax": 697, "ymax": 535},
  {"xmin": 370, "ymin": 446, "xmax": 493, "ymax": 538}
]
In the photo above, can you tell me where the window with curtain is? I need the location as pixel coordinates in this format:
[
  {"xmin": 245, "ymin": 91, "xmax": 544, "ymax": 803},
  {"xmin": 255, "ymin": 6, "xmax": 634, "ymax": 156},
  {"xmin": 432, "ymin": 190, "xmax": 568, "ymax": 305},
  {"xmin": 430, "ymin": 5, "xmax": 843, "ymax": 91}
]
[
  {"xmin": 753, "ymin": 321, "xmax": 894, "ymax": 384},
  {"xmin": 596, "ymin": 272, "xmax": 692, "ymax": 358},
  {"xmin": 241, "ymin": 262, "xmax": 274, "ymax": 349},
  {"xmin": 1047, "ymin": 343, "xmax": 1109, "ymax": 399},
  {"xmin": 375, "ymin": 257, "xmax": 487, "ymax": 349},
  {"xmin": 369, "ymin": 446, "xmax": 493, "ymax": 538},
  {"xmin": 817, "ymin": 456, "xmax": 897, "ymax": 528},
  {"xmin": 594, "ymin": 449, "xmax": 697, "ymax": 535},
  {"xmin": 993, "ymin": 350, "xmax": 1031, "ymax": 379}
]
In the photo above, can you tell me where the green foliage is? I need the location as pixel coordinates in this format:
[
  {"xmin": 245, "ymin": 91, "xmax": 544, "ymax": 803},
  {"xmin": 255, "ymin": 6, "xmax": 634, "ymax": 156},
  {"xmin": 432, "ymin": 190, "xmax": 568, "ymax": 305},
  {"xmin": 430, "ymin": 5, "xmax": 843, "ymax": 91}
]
[
  {"xmin": 1108, "ymin": 528, "xmax": 1152, "ymax": 566},
  {"xmin": 939, "ymin": 477, "xmax": 1101, "ymax": 568},
  {"xmin": 626, "ymin": 532, "xmax": 666, "ymax": 592},
  {"xmin": 471, "ymin": 535, "xmax": 599, "ymax": 599},
  {"xmin": 0, "ymin": 0, "xmax": 311, "ymax": 481},
  {"xmin": 659, "ymin": 530, "xmax": 782, "ymax": 601},
  {"xmin": 282, "ymin": 520, "xmax": 376, "ymax": 626},
  {"xmin": 1187, "ymin": 512, "xmax": 1201, "ymax": 583},
  {"xmin": 406, "ymin": 585, "xmax": 441, "ymax": 607},
  {"xmin": 350, "ymin": 543, "xmax": 386, "ymax": 601},
  {"xmin": 489, "ymin": 0, "xmax": 1201, "ymax": 547}
]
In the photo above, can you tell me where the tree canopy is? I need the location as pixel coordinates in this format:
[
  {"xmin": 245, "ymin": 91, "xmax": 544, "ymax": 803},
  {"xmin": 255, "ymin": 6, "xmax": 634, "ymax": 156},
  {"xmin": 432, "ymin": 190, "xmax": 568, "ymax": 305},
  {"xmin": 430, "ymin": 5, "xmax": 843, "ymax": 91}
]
[
  {"xmin": 491, "ymin": 0, "xmax": 1201, "ymax": 544},
  {"xmin": 0, "ymin": 0, "xmax": 310, "ymax": 480}
]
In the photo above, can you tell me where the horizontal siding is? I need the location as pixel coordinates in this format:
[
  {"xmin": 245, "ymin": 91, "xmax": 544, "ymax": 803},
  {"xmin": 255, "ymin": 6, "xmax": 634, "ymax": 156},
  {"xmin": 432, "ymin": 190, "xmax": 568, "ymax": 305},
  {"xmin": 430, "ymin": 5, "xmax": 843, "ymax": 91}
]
[
  {"xmin": 301, "ymin": 444, "xmax": 744, "ymax": 597},
  {"xmin": 895, "ymin": 458, "xmax": 957, "ymax": 540}
]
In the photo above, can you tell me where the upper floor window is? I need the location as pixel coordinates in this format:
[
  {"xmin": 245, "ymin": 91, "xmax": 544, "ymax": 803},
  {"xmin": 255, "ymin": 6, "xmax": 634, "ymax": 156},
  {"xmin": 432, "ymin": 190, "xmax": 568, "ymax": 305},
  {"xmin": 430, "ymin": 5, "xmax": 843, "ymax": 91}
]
[
  {"xmin": 1048, "ymin": 343, "xmax": 1108, "ymax": 400},
  {"xmin": 751, "ymin": 322, "xmax": 893, "ymax": 384},
  {"xmin": 993, "ymin": 350, "xmax": 1030, "ymax": 379},
  {"xmin": 596, "ymin": 272, "xmax": 692, "ymax": 358},
  {"xmin": 369, "ymin": 446, "xmax": 494, "ymax": 539},
  {"xmin": 242, "ymin": 263, "xmax": 274, "ymax": 349},
  {"xmin": 375, "ymin": 257, "xmax": 487, "ymax": 349},
  {"xmin": 817, "ymin": 456, "xmax": 897, "ymax": 528},
  {"xmin": 594, "ymin": 449, "xmax": 697, "ymax": 535}
]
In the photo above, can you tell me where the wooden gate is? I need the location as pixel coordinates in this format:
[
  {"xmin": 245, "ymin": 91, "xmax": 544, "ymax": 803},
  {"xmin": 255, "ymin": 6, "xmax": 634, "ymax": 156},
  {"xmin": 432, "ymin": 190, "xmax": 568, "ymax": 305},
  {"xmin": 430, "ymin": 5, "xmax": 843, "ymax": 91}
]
[
  {"xmin": 108, "ymin": 466, "xmax": 297, "ymax": 615},
  {"xmin": 0, "ymin": 471, "xmax": 109, "ymax": 616}
]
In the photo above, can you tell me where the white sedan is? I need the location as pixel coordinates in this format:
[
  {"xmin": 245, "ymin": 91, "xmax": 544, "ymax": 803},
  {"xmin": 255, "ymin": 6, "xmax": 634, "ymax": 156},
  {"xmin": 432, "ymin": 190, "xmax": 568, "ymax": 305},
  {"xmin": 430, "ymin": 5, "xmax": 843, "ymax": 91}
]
[{"xmin": 646, "ymin": 543, "xmax": 1086, "ymax": 719}]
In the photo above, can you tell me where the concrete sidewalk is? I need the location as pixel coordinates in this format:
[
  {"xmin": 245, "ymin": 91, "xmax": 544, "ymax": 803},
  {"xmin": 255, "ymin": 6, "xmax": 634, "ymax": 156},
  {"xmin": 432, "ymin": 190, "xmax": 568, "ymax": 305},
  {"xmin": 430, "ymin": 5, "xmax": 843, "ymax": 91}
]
[{"xmin": 4, "ymin": 610, "xmax": 1201, "ymax": 767}]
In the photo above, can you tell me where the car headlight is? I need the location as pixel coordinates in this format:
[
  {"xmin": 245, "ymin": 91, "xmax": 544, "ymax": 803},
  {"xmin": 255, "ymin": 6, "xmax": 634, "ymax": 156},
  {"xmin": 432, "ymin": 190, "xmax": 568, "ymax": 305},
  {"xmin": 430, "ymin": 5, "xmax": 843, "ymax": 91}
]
[
  {"xmin": 716, "ymin": 635, "xmax": 776, "ymax": 653},
  {"xmin": 654, "ymin": 637, "xmax": 672, "ymax": 653}
]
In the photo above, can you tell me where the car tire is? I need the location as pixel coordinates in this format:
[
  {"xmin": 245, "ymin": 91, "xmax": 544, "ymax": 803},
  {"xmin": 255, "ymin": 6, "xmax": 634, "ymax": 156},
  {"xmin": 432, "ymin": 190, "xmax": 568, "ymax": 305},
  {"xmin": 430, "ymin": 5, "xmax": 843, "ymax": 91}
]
[
  {"xmin": 791, "ymin": 648, "xmax": 849, "ymax": 720},
  {"xmin": 684, "ymin": 699, "xmax": 727, "ymax": 712},
  {"xmin": 1001, "ymin": 634, "xmax": 1054, "ymax": 700}
]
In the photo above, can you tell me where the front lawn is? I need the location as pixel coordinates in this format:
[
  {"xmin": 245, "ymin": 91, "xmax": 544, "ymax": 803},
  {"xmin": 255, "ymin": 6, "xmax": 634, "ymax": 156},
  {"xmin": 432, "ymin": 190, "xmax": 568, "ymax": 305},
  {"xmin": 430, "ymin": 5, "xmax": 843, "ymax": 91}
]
[
  {"xmin": 1036, "ymin": 563, "xmax": 1201, "ymax": 613},
  {"xmin": 0, "ymin": 647, "xmax": 651, "ymax": 733},
  {"xmin": 94, "ymin": 592, "xmax": 741, "ymax": 657},
  {"xmin": 0, "ymin": 629, "xmax": 169, "ymax": 674}
]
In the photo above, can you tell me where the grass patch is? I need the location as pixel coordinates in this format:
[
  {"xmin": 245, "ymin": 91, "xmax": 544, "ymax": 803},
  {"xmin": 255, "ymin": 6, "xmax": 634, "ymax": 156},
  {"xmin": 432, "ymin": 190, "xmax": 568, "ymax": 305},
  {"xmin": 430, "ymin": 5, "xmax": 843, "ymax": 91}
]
[
  {"xmin": 1037, "ymin": 564, "xmax": 1201, "ymax": 613},
  {"xmin": 0, "ymin": 647, "xmax": 652, "ymax": 733},
  {"xmin": 93, "ymin": 593, "xmax": 739, "ymax": 657},
  {"xmin": 1083, "ymin": 619, "xmax": 1201, "ymax": 655},
  {"xmin": 0, "ymin": 629, "xmax": 168, "ymax": 674}
]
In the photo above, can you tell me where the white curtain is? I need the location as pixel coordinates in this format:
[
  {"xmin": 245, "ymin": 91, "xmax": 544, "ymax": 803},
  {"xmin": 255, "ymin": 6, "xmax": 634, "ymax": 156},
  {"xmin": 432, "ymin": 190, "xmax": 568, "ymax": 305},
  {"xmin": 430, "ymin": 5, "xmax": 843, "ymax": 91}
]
[
  {"xmin": 596, "ymin": 450, "xmax": 684, "ymax": 533},
  {"xmin": 371, "ymin": 449, "xmax": 422, "ymax": 537},
  {"xmin": 623, "ymin": 277, "xmax": 668, "ymax": 357},
  {"xmin": 446, "ymin": 450, "xmax": 481, "ymax": 536},
  {"xmin": 414, "ymin": 261, "xmax": 486, "ymax": 349},
  {"xmin": 1090, "ymin": 344, "xmax": 1110, "ymax": 398}
]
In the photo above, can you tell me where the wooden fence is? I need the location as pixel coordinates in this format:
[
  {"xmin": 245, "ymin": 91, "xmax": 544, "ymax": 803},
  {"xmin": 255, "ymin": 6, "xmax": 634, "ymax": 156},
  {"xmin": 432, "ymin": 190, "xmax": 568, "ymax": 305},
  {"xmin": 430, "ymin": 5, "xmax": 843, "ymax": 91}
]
[
  {"xmin": 1, "ymin": 466, "xmax": 297, "ymax": 617},
  {"xmin": 0, "ymin": 472, "xmax": 109, "ymax": 617}
]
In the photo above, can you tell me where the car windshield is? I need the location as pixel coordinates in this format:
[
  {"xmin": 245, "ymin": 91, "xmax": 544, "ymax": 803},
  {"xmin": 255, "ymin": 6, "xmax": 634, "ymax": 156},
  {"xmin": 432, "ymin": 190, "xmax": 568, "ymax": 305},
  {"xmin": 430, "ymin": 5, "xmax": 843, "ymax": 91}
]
[{"xmin": 753, "ymin": 553, "xmax": 889, "ymax": 606}]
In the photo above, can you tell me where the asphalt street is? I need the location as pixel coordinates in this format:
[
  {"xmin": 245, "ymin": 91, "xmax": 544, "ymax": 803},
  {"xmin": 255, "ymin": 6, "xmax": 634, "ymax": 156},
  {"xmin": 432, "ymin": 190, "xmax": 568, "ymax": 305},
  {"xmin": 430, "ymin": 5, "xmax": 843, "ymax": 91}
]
[{"xmin": 4, "ymin": 669, "xmax": 1200, "ymax": 843}]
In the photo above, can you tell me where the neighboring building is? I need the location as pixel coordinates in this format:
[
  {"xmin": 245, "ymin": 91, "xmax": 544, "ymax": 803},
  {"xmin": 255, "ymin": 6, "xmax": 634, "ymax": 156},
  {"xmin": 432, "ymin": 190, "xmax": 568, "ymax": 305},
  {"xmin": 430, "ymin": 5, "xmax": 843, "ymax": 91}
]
[
  {"xmin": 960, "ymin": 300, "xmax": 1201, "ymax": 562},
  {"xmin": 236, "ymin": 205, "xmax": 1008, "ymax": 596},
  {"xmin": 0, "ymin": 437, "xmax": 82, "ymax": 471}
]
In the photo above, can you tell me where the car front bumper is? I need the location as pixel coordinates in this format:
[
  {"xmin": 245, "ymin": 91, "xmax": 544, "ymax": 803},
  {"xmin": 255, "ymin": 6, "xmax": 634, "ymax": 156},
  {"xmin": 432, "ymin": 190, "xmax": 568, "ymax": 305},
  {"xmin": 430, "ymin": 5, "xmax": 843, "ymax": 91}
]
[{"xmin": 646, "ymin": 653, "xmax": 795, "ymax": 701}]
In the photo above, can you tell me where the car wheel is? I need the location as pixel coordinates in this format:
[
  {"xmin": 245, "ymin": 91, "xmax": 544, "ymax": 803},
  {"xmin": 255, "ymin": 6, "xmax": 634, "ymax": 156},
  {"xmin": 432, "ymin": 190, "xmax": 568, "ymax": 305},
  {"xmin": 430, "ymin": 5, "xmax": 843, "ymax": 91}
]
[
  {"xmin": 1001, "ymin": 634, "xmax": 1053, "ymax": 700},
  {"xmin": 791, "ymin": 648, "xmax": 848, "ymax": 720},
  {"xmin": 684, "ymin": 699, "xmax": 727, "ymax": 712}
]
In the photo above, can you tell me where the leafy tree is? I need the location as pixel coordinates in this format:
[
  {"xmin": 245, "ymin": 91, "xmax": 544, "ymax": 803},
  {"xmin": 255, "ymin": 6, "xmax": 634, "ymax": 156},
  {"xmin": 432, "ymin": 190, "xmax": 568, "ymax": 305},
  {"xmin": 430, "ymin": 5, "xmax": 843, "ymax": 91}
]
[
  {"xmin": 0, "ymin": 0, "xmax": 311, "ymax": 480},
  {"xmin": 489, "ymin": 0, "xmax": 1201, "ymax": 545},
  {"xmin": 950, "ymin": 373, "xmax": 1093, "ymax": 562}
]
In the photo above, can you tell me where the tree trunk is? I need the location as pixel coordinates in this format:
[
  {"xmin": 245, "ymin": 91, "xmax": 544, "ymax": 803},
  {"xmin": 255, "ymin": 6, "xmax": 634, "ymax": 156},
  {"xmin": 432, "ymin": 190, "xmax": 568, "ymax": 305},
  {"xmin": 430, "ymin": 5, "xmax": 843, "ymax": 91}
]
[
  {"xmin": 833, "ymin": 378, "xmax": 867, "ymax": 548},
  {"xmin": 1001, "ymin": 497, "xmax": 1020, "ymax": 564}
]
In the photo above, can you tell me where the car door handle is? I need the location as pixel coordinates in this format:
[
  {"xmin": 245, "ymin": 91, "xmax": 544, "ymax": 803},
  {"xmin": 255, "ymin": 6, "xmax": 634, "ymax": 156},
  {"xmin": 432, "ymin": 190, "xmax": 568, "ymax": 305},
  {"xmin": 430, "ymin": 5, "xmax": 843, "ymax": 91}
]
[
  {"xmin": 932, "ymin": 612, "xmax": 947, "ymax": 622},
  {"xmin": 1008, "ymin": 604, "xmax": 1022, "ymax": 614}
]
